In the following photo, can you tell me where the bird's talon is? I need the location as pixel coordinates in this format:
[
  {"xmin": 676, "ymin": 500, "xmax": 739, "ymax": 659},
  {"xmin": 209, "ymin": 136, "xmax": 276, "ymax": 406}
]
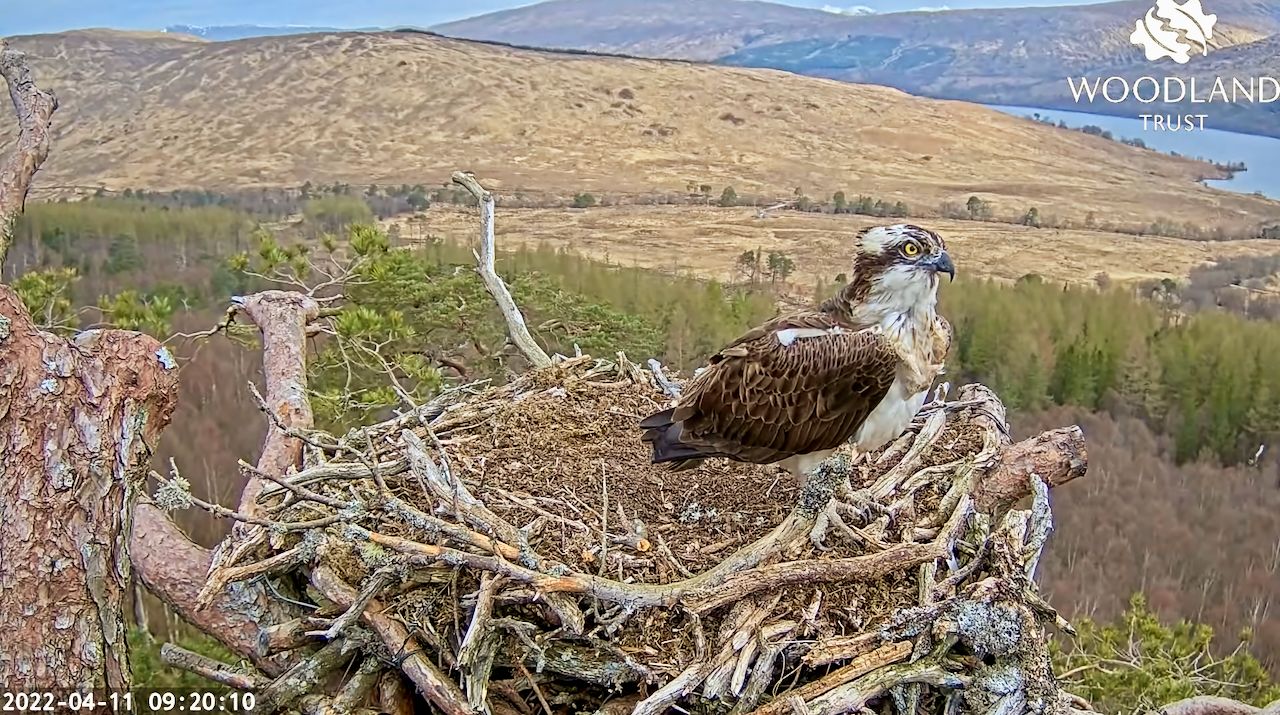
[
  {"xmin": 810, "ymin": 500, "xmax": 868, "ymax": 550},
  {"xmin": 809, "ymin": 510, "xmax": 833, "ymax": 551}
]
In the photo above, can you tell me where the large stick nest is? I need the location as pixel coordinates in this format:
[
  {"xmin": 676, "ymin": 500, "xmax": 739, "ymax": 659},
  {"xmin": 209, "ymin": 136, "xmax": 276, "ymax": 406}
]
[{"xmin": 165, "ymin": 354, "xmax": 1089, "ymax": 715}]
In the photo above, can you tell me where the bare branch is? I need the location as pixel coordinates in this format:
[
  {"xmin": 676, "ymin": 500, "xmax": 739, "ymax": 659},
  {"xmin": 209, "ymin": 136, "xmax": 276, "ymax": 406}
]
[
  {"xmin": 233, "ymin": 290, "xmax": 323, "ymax": 512},
  {"xmin": 0, "ymin": 43, "xmax": 58, "ymax": 265},
  {"xmin": 257, "ymin": 639, "xmax": 352, "ymax": 713},
  {"xmin": 976, "ymin": 425, "xmax": 1087, "ymax": 512},
  {"xmin": 750, "ymin": 641, "xmax": 912, "ymax": 715},
  {"xmin": 450, "ymin": 171, "xmax": 553, "ymax": 369},
  {"xmin": 159, "ymin": 644, "xmax": 267, "ymax": 691},
  {"xmin": 1159, "ymin": 697, "xmax": 1265, "ymax": 715},
  {"xmin": 311, "ymin": 566, "xmax": 471, "ymax": 715}
]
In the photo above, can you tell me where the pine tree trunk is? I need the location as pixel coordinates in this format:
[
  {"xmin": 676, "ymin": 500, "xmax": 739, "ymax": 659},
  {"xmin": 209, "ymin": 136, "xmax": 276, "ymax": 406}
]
[{"xmin": 0, "ymin": 287, "xmax": 180, "ymax": 690}]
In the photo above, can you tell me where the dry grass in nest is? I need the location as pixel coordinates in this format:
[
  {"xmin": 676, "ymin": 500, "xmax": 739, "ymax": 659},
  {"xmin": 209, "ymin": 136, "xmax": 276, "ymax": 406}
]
[{"xmin": 419, "ymin": 370, "xmax": 803, "ymax": 583}]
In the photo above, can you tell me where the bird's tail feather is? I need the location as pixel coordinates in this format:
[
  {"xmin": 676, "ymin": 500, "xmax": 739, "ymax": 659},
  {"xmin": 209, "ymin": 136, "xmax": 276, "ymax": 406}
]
[
  {"xmin": 638, "ymin": 407, "xmax": 677, "ymax": 430},
  {"xmin": 639, "ymin": 408, "xmax": 712, "ymax": 469}
]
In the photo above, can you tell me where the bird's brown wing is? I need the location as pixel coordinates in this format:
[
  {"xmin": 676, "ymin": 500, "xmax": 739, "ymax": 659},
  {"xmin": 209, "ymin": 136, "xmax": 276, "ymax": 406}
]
[{"xmin": 642, "ymin": 312, "xmax": 900, "ymax": 465}]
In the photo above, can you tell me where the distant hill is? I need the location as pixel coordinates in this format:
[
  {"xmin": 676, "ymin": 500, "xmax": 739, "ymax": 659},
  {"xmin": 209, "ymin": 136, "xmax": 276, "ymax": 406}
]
[
  {"xmin": 2, "ymin": 29, "xmax": 1276, "ymax": 232},
  {"xmin": 162, "ymin": 23, "xmax": 437, "ymax": 41},
  {"xmin": 164, "ymin": 24, "xmax": 367, "ymax": 41},
  {"xmin": 434, "ymin": 0, "xmax": 1280, "ymax": 138},
  {"xmin": 432, "ymin": 0, "xmax": 849, "ymax": 61}
]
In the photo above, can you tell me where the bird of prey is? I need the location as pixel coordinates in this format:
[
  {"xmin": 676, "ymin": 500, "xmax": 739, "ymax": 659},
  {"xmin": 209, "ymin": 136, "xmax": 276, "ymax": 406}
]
[{"xmin": 639, "ymin": 224, "xmax": 954, "ymax": 485}]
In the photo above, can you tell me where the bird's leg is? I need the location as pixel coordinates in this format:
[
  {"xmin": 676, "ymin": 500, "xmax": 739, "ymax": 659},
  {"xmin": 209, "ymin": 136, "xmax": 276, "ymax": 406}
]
[{"xmin": 805, "ymin": 447, "xmax": 890, "ymax": 551}]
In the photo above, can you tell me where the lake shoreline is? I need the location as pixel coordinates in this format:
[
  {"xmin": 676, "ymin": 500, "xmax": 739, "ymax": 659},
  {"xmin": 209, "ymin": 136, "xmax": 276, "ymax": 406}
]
[
  {"xmin": 986, "ymin": 103, "xmax": 1280, "ymax": 200},
  {"xmin": 973, "ymin": 98, "xmax": 1280, "ymax": 142}
]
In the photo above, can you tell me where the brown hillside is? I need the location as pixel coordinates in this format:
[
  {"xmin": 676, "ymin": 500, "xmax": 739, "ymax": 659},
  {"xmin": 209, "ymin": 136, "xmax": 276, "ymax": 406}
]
[
  {"xmin": 435, "ymin": 0, "xmax": 1280, "ymax": 138},
  {"xmin": 3, "ymin": 30, "xmax": 1278, "ymax": 231},
  {"xmin": 408, "ymin": 205, "xmax": 1280, "ymax": 286}
]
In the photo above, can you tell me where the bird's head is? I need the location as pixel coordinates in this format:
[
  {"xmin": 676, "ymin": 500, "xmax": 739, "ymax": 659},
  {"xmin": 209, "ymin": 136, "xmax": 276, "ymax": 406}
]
[{"xmin": 847, "ymin": 224, "xmax": 955, "ymax": 312}]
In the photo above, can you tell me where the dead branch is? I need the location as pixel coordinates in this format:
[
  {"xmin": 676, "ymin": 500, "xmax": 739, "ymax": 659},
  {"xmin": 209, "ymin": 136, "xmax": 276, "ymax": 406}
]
[
  {"xmin": 311, "ymin": 566, "xmax": 471, "ymax": 715},
  {"xmin": 257, "ymin": 639, "xmax": 353, "ymax": 713},
  {"xmin": 976, "ymin": 425, "xmax": 1087, "ymax": 513},
  {"xmin": 131, "ymin": 291, "xmax": 323, "ymax": 675},
  {"xmin": 450, "ymin": 171, "xmax": 553, "ymax": 369},
  {"xmin": 260, "ymin": 618, "xmax": 324, "ymax": 656},
  {"xmin": 750, "ymin": 642, "xmax": 912, "ymax": 715},
  {"xmin": 160, "ymin": 643, "xmax": 267, "ymax": 691},
  {"xmin": 233, "ymin": 290, "xmax": 323, "ymax": 513},
  {"xmin": 333, "ymin": 658, "xmax": 384, "ymax": 713},
  {"xmin": 1159, "ymin": 697, "xmax": 1279, "ymax": 715},
  {"xmin": 0, "ymin": 42, "xmax": 58, "ymax": 265}
]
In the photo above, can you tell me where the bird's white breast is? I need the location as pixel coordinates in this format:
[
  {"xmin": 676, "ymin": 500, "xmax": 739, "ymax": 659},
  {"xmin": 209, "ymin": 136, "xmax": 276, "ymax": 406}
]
[{"xmin": 853, "ymin": 374, "xmax": 926, "ymax": 453}]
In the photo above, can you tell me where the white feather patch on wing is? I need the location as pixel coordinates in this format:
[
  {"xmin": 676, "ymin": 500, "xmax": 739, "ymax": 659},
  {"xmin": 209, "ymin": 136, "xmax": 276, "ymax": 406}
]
[{"xmin": 775, "ymin": 326, "xmax": 847, "ymax": 346}]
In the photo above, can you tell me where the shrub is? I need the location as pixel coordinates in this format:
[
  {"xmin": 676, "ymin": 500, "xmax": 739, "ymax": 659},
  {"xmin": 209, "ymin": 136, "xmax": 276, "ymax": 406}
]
[{"xmin": 1053, "ymin": 594, "xmax": 1280, "ymax": 713}]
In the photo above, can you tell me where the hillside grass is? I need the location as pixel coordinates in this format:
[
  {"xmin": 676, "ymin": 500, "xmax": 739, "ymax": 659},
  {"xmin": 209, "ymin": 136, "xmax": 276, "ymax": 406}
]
[{"xmin": 6, "ymin": 30, "xmax": 1280, "ymax": 236}]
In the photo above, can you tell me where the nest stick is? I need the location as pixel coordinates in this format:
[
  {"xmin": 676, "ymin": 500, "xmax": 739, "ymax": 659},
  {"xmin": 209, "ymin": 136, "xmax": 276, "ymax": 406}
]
[
  {"xmin": 803, "ymin": 633, "xmax": 884, "ymax": 668},
  {"xmin": 805, "ymin": 659, "xmax": 971, "ymax": 715},
  {"xmin": 377, "ymin": 672, "xmax": 415, "ymax": 715},
  {"xmin": 514, "ymin": 660, "xmax": 554, "ymax": 715},
  {"xmin": 632, "ymin": 597, "xmax": 780, "ymax": 715},
  {"xmin": 750, "ymin": 641, "xmax": 913, "ymax": 715},
  {"xmin": 217, "ymin": 545, "xmax": 310, "ymax": 588},
  {"xmin": 401, "ymin": 428, "xmax": 588, "ymax": 634},
  {"xmin": 241, "ymin": 459, "xmax": 348, "ymax": 509},
  {"xmin": 259, "ymin": 618, "xmax": 323, "ymax": 656},
  {"xmin": 457, "ymin": 574, "xmax": 500, "ymax": 667},
  {"xmin": 159, "ymin": 471, "xmax": 339, "ymax": 532},
  {"xmin": 257, "ymin": 639, "xmax": 352, "ymax": 713},
  {"xmin": 350, "ymin": 495, "xmax": 972, "ymax": 621},
  {"xmin": 382, "ymin": 495, "xmax": 522, "ymax": 560},
  {"xmin": 160, "ymin": 644, "xmax": 266, "ymax": 691},
  {"xmin": 324, "ymin": 570, "xmax": 395, "ymax": 641},
  {"xmin": 311, "ymin": 566, "xmax": 470, "ymax": 715}
]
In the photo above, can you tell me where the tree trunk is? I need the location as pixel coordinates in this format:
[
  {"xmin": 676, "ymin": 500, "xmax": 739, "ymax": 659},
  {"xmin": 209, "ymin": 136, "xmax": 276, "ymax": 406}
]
[
  {"xmin": 0, "ymin": 286, "xmax": 179, "ymax": 689},
  {"xmin": 131, "ymin": 291, "xmax": 319, "ymax": 677}
]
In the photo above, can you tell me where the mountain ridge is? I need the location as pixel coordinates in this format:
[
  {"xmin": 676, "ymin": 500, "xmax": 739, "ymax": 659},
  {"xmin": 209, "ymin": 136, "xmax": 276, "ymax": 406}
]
[
  {"xmin": 2, "ymin": 28, "xmax": 1275, "ymax": 234},
  {"xmin": 434, "ymin": 0, "xmax": 1280, "ymax": 138}
]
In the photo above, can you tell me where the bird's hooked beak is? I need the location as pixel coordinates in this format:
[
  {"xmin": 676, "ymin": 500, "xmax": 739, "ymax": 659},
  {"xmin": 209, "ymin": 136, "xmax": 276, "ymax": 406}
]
[{"xmin": 924, "ymin": 250, "xmax": 955, "ymax": 282}]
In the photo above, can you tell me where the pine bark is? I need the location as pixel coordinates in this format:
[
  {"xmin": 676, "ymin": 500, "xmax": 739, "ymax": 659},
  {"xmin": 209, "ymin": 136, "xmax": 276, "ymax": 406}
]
[{"xmin": 0, "ymin": 287, "xmax": 180, "ymax": 689}]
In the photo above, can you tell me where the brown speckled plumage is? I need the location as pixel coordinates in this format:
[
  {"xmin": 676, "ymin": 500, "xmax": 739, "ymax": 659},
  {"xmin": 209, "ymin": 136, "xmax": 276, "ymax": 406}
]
[{"xmin": 640, "ymin": 224, "xmax": 954, "ymax": 475}]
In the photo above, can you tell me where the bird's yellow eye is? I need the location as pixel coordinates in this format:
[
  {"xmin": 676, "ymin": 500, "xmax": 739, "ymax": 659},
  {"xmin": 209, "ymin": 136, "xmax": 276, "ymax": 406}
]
[{"xmin": 901, "ymin": 241, "xmax": 921, "ymax": 258}]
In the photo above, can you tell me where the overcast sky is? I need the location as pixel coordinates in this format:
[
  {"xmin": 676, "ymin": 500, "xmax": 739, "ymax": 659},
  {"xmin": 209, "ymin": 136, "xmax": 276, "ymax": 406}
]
[{"xmin": 2, "ymin": 0, "xmax": 1101, "ymax": 36}]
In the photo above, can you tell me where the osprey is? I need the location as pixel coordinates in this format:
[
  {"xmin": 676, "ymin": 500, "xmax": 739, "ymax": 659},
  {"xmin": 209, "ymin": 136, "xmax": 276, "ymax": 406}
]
[{"xmin": 639, "ymin": 224, "xmax": 954, "ymax": 483}]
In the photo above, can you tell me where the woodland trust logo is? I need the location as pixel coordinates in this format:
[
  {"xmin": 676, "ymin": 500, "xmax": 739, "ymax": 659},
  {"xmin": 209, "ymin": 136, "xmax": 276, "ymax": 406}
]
[
  {"xmin": 1130, "ymin": 0, "xmax": 1216, "ymax": 64},
  {"xmin": 1064, "ymin": 0, "xmax": 1278, "ymax": 131}
]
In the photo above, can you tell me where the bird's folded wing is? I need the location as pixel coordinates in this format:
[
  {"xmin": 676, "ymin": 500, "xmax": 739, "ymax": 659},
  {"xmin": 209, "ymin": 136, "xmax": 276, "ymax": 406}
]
[{"xmin": 673, "ymin": 313, "xmax": 900, "ymax": 461}]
